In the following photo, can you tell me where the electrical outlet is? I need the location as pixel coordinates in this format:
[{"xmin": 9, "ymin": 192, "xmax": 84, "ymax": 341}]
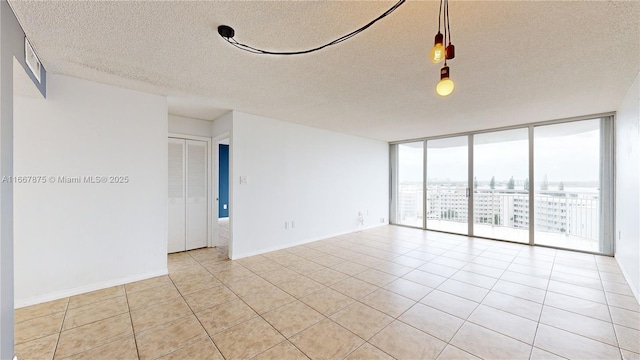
[
  {"xmin": 380, "ymin": 217, "xmax": 385, "ymax": 223},
  {"xmin": 285, "ymin": 222, "xmax": 289, "ymax": 230},
  {"xmin": 292, "ymin": 221, "xmax": 295, "ymax": 228}
]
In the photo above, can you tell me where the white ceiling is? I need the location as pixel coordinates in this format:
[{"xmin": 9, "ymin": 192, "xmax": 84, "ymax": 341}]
[{"xmin": 9, "ymin": 1, "xmax": 639, "ymax": 142}]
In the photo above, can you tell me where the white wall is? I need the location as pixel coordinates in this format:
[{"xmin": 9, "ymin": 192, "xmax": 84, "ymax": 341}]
[
  {"xmin": 168, "ymin": 114, "xmax": 212, "ymax": 137},
  {"xmin": 14, "ymin": 74, "xmax": 168, "ymax": 307},
  {"xmin": 229, "ymin": 112, "xmax": 388, "ymax": 259},
  {"xmin": 615, "ymin": 73, "xmax": 640, "ymax": 302}
]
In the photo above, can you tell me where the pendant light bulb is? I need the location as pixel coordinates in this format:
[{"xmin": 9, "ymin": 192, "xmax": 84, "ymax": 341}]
[
  {"xmin": 436, "ymin": 65, "xmax": 454, "ymax": 96},
  {"xmin": 430, "ymin": 32, "xmax": 445, "ymax": 63}
]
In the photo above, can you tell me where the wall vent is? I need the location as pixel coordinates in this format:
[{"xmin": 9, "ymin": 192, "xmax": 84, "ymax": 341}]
[{"xmin": 24, "ymin": 37, "xmax": 41, "ymax": 83}]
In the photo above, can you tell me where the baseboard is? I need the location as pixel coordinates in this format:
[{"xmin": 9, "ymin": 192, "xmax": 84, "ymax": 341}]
[
  {"xmin": 15, "ymin": 269, "xmax": 168, "ymax": 308},
  {"xmin": 615, "ymin": 256, "xmax": 640, "ymax": 305},
  {"xmin": 230, "ymin": 223, "xmax": 388, "ymax": 260}
]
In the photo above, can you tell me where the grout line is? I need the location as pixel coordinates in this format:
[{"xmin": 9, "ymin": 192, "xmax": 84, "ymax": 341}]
[
  {"xmin": 122, "ymin": 284, "xmax": 141, "ymax": 360},
  {"xmin": 50, "ymin": 297, "xmax": 70, "ymax": 359}
]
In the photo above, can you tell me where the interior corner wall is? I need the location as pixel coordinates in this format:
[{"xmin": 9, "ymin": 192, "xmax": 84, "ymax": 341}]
[
  {"xmin": 13, "ymin": 74, "xmax": 168, "ymax": 307},
  {"xmin": 615, "ymin": 72, "xmax": 640, "ymax": 302},
  {"xmin": 229, "ymin": 111, "xmax": 389, "ymax": 259},
  {"xmin": 168, "ymin": 114, "xmax": 213, "ymax": 137}
]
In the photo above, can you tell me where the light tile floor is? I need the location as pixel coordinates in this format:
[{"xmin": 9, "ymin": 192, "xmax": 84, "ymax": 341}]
[{"xmin": 14, "ymin": 226, "xmax": 640, "ymax": 359}]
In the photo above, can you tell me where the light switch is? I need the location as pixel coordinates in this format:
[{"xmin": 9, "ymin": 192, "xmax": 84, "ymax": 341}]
[{"xmin": 223, "ymin": 204, "xmax": 227, "ymax": 210}]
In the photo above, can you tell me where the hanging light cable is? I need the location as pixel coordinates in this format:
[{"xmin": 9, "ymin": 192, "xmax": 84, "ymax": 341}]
[
  {"xmin": 429, "ymin": 0, "xmax": 445, "ymax": 63},
  {"xmin": 217, "ymin": 0, "xmax": 406, "ymax": 55}
]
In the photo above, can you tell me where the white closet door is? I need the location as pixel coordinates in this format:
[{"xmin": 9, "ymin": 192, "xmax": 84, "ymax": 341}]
[
  {"xmin": 168, "ymin": 138, "xmax": 186, "ymax": 253},
  {"xmin": 186, "ymin": 140, "xmax": 208, "ymax": 250}
]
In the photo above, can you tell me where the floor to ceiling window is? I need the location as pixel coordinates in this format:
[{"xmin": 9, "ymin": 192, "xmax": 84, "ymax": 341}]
[
  {"xmin": 391, "ymin": 141, "xmax": 424, "ymax": 227},
  {"xmin": 473, "ymin": 128, "xmax": 529, "ymax": 243},
  {"xmin": 426, "ymin": 136, "xmax": 468, "ymax": 235},
  {"xmin": 390, "ymin": 115, "xmax": 614, "ymax": 255}
]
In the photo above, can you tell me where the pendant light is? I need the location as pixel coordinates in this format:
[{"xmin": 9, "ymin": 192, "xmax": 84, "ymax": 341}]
[{"xmin": 434, "ymin": 0, "xmax": 455, "ymax": 96}]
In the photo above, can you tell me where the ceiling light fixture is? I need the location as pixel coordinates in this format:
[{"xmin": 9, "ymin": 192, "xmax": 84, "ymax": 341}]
[
  {"xmin": 434, "ymin": 0, "xmax": 456, "ymax": 96},
  {"xmin": 217, "ymin": 0, "xmax": 458, "ymax": 97}
]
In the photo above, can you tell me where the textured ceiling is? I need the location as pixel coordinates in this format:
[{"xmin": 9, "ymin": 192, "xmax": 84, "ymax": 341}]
[{"xmin": 9, "ymin": 1, "xmax": 640, "ymax": 142}]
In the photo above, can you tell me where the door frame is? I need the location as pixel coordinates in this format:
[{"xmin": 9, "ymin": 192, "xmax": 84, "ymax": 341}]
[{"xmin": 212, "ymin": 132, "xmax": 232, "ymax": 254}]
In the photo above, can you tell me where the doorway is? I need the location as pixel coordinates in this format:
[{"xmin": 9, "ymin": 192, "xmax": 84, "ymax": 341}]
[{"xmin": 216, "ymin": 137, "xmax": 230, "ymax": 257}]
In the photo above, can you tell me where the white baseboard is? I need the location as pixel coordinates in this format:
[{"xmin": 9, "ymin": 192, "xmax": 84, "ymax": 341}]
[
  {"xmin": 230, "ymin": 223, "xmax": 388, "ymax": 260},
  {"xmin": 15, "ymin": 269, "xmax": 168, "ymax": 308},
  {"xmin": 615, "ymin": 257, "xmax": 640, "ymax": 305}
]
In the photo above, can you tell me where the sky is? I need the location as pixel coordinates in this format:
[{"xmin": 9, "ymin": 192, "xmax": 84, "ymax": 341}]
[{"xmin": 398, "ymin": 121, "xmax": 600, "ymax": 185}]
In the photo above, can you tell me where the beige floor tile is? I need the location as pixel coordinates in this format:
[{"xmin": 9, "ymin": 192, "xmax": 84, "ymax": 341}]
[
  {"xmin": 418, "ymin": 263, "xmax": 459, "ymax": 278},
  {"xmin": 540, "ymin": 305, "xmax": 617, "ymax": 346},
  {"xmin": 124, "ymin": 276, "xmax": 172, "ymax": 294},
  {"xmin": 55, "ymin": 313, "xmax": 133, "ymax": 359},
  {"xmin": 375, "ymin": 260, "xmax": 414, "ymax": 277},
  {"xmin": 172, "ymin": 274, "xmax": 221, "ymax": 295},
  {"xmin": 461, "ymin": 263, "xmax": 505, "ymax": 278},
  {"xmin": 290, "ymin": 318, "xmax": 364, "ymax": 359},
  {"xmin": 252, "ymin": 341, "xmax": 309, "ymax": 360},
  {"xmin": 369, "ymin": 320, "xmax": 446, "ymax": 360},
  {"xmin": 157, "ymin": 337, "xmax": 224, "ymax": 360},
  {"xmin": 63, "ymin": 335, "xmax": 137, "ymax": 360},
  {"xmin": 547, "ymin": 280, "xmax": 607, "ymax": 304},
  {"xmin": 305, "ymin": 267, "xmax": 349, "ymax": 286},
  {"xmin": 383, "ymin": 278, "xmax": 433, "ymax": 301},
  {"xmin": 420, "ymin": 290, "xmax": 478, "ymax": 319},
  {"xmin": 14, "ymin": 333, "xmax": 58, "ymax": 360},
  {"xmin": 493, "ymin": 279, "xmax": 546, "ymax": 303},
  {"xmin": 544, "ymin": 292, "xmax": 611, "ymax": 322},
  {"xmin": 196, "ymin": 298, "xmax": 258, "ymax": 336},
  {"xmin": 126, "ymin": 282, "xmax": 182, "ymax": 310},
  {"xmin": 450, "ymin": 322, "xmax": 531, "ymax": 360},
  {"xmin": 286, "ymin": 259, "xmax": 325, "ymax": 274},
  {"xmin": 136, "ymin": 315, "xmax": 207, "ymax": 359},
  {"xmin": 500, "ymin": 271, "xmax": 550, "ymax": 290},
  {"xmin": 534, "ymin": 323, "xmax": 621, "ymax": 359},
  {"xmin": 259, "ymin": 268, "xmax": 302, "ymax": 285},
  {"xmin": 63, "ymin": 296, "xmax": 128, "ymax": 331},
  {"xmin": 300, "ymin": 287, "xmax": 354, "ymax": 316},
  {"xmin": 431, "ymin": 256, "xmax": 468, "ymax": 270},
  {"xmin": 263, "ymin": 300, "xmax": 324, "ymax": 338},
  {"xmin": 242, "ymin": 286, "xmax": 296, "ymax": 314},
  {"xmin": 130, "ymin": 297, "xmax": 192, "ymax": 333},
  {"xmin": 330, "ymin": 301, "xmax": 393, "ymax": 340},
  {"xmin": 15, "ymin": 298, "xmax": 68, "ymax": 323},
  {"xmin": 309, "ymin": 254, "xmax": 345, "ymax": 268},
  {"xmin": 551, "ymin": 271, "xmax": 603, "ymax": 290},
  {"xmin": 552, "ymin": 265, "xmax": 599, "ymax": 280},
  {"xmin": 15, "ymin": 311, "xmax": 65, "ymax": 344},
  {"xmin": 529, "ymin": 347, "xmax": 566, "ymax": 359},
  {"xmin": 331, "ymin": 261, "xmax": 369, "ymax": 276},
  {"xmin": 68, "ymin": 286, "xmax": 125, "ymax": 309},
  {"xmin": 436, "ymin": 345, "xmax": 481, "ymax": 360},
  {"xmin": 390, "ymin": 255, "xmax": 426, "ymax": 268},
  {"xmin": 610, "ymin": 306, "xmax": 640, "ymax": 331},
  {"xmin": 360, "ymin": 288, "xmax": 415, "ymax": 318},
  {"xmin": 345, "ymin": 343, "xmax": 394, "ymax": 360},
  {"xmin": 241, "ymin": 259, "xmax": 283, "ymax": 274},
  {"xmin": 183, "ymin": 285, "xmax": 237, "ymax": 312},
  {"xmin": 622, "ymin": 349, "xmax": 640, "ymax": 360},
  {"xmin": 437, "ymin": 279, "xmax": 489, "ymax": 303},
  {"xmin": 607, "ymin": 292, "xmax": 640, "ymax": 312},
  {"xmin": 213, "ymin": 316, "xmax": 285, "ymax": 359},
  {"xmin": 354, "ymin": 269, "xmax": 398, "ymax": 287},
  {"xmin": 330, "ymin": 277, "xmax": 378, "ymax": 300},
  {"xmin": 399, "ymin": 303, "xmax": 464, "ymax": 342},
  {"xmin": 601, "ymin": 272, "xmax": 629, "ymax": 285},
  {"xmin": 212, "ymin": 265, "xmax": 255, "ymax": 283},
  {"xmin": 450, "ymin": 270, "xmax": 498, "ymax": 289},
  {"xmin": 169, "ymin": 265, "xmax": 212, "ymax": 283},
  {"xmin": 481, "ymin": 291, "xmax": 542, "ymax": 321},
  {"xmin": 615, "ymin": 325, "xmax": 640, "ymax": 353},
  {"xmin": 472, "ymin": 256, "xmax": 511, "ymax": 270},
  {"xmin": 402, "ymin": 269, "xmax": 448, "ymax": 288},
  {"xmin": 225, "ymin": 275, "xmax": 276, "ymax": 297},
  {"xmin": 279, "ymin": 276, "xmax": 325, "ymax": 299},
  {"xmin": 603, "ymin": 281, "xmax": 636, "ymax": 297},
  {"xmin": 468, "ymin": 304, "xmax": 538, "ymax": 344}
]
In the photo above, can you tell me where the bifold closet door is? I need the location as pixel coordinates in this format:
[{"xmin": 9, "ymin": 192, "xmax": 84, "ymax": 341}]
[
  {"xmin": 186, "ymin": 140, "xmax": 208, "ymax": 250},
  {"xmin": 168, "ymin": 138, "xmax": 186, "ymax": 253}
]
